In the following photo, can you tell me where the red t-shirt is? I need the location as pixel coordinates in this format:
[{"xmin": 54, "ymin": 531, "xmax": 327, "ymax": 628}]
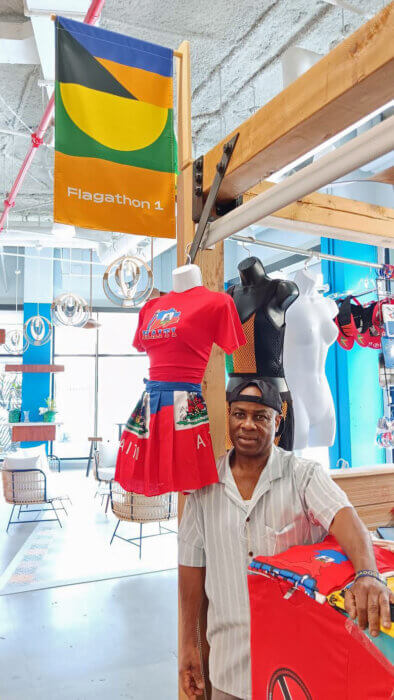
[{"xmin": 133, "ymin": 286, "xmax": 246, "ymax": 383}]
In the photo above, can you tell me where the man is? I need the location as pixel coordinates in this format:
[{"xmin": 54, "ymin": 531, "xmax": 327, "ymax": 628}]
[{"xmin": 178, "ymin": 380, "xmax": 393, "ymax": 700}]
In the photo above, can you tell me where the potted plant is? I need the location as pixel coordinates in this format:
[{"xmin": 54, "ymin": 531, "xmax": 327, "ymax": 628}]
[
  {"xmin": 39, "ymin": 397, "xmax": 57, "ymax": 423},
  {"xmin": 8, "ymin": 380, "xmax": 22, "ymax": 423}
]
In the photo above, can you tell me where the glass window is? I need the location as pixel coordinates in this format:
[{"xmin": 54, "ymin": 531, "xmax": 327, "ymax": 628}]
[
  {"xmin": 53, "ymin": 356, "xmax": 95, "ymax": 458},
  {"xmin": 53, "ymin": 322, "xmax": 97, "ymax": 355},
  {"xmin": 97, "ymin": 356, "xmax": 149, "ymax": 440},
  {"xmin": 0, "ymin": 358, "xmax": 22, "ymax": 456},
  {"xmin": 97, "ymin": 312, "xmax": 140, "ymax": 355}
]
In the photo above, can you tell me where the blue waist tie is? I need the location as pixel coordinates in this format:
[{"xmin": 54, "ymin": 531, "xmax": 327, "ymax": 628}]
[{"xmin": 144, "ymin": 379, "xmax": 202, "ymax": 393}]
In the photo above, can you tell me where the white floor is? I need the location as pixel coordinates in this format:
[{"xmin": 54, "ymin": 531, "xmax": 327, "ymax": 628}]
[{"xmin": 0, "ymin": 468, "xmax": 178, "ymax": 699}]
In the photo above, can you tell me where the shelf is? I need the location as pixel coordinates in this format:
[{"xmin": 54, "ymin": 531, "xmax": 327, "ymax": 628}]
[
  {"xmin": 10, "ymin": 424, "xmax": 60, "ymax": 442},
  {"xmin": 5, "ymin": 364, "xmax": 65, "ymax": 373},
  {"xmin": 7, "ymin": 422, "xmax": 63, "ymax": 426},
  {"xmin": 0, "ymin": 330, "xmax": 5, "ymax": 344}
]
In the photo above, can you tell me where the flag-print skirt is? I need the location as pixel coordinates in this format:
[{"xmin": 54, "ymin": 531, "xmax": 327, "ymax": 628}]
[{"xmin": 115, "ymin": 380, "xmax": 219, "ymax": 496}]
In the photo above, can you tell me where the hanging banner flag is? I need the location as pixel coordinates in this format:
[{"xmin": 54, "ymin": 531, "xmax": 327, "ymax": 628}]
[{"xmin": 54, "ymin": 16, "xmax": 176, "ymax": 238}]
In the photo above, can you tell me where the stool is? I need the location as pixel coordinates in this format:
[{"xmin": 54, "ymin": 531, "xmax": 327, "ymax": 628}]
[{"xmin": 86, "ymin": 437, "xmax": 102, "ymax": 477}]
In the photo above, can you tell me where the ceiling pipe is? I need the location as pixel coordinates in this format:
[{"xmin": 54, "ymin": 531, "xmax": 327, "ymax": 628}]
[
  {"xmin": 0, "ymin": 0, "xmax": 107, "ymax": 233},
  {"xmin": 203, "ymin": 115, "xmax": 394, "ymax": 249}
]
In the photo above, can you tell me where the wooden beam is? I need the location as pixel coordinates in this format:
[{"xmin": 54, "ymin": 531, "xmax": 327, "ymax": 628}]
[
  {"xmin": 243, "ymin": 182, "xmax": 394, "ymax": 247},
  {"xmin": 202, "ymin": 3, "xmax": 394, "ymax": 200}
]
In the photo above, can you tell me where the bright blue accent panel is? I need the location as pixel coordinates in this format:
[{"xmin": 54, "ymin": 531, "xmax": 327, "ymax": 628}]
[
  {"xmin": 321, "ymin": 239, "xmax": 383, "ymax": 468},
  {"xmin": 21, "ymin": 303, "xmax": 52, "ymax": 447},
  {"xmin": 57, "ymin": 17, "xmax": 173, "ymax": 77}
]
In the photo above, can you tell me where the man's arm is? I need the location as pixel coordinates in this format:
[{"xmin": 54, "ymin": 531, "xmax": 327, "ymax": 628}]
[
  {"xmin": 178, "ymin": 494, "xmax": 207, "ymax": 697},
  {"xmin": 179, "ymin": 565, "xmax": 206, "ymax": 697},
  {"xmin": 330, "ymin": 506, "xmax": 393, "ymax": 636}
]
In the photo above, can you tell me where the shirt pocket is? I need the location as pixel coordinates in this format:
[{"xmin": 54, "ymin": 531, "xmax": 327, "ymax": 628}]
[{"xmin": 264, "ymin": 522, "xmax": 299, "ymax": 556}]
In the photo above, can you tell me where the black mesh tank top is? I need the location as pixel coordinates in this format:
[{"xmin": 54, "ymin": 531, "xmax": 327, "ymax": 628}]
[{"xmin": 226, "ymin": 281, "xmax": 286, "ymax": 378}]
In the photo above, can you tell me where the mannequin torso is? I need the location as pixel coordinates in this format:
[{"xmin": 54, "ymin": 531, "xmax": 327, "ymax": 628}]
[
  {"xmin": 172, "ymin": 264, "xmax": 202, "ymax": 292},
  {"xmin": 227, "ymin": 257, "xmax": 299, "ymax": 392},
  {"xmin": 283, "ymin": 268, "xmax": 338, "ymax": 450}
]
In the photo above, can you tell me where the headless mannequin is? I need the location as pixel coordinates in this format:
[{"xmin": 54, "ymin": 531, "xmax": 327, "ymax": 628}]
[
  {"xmin": 172, "ymin": 263, "xmax": 202, "ymax": 292},
  {"xmin": 227, "ymin": 256, "xmax": 299, "ymax": 394},
  {"xmin": 283, "ymin": 268, "xmax": 338, "ymax": 450}
]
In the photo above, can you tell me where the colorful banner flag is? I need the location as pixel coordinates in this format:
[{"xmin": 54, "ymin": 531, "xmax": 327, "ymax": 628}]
[{"xmin": 54, "ymin": 17, "xmax": 176, "ymax": 238}]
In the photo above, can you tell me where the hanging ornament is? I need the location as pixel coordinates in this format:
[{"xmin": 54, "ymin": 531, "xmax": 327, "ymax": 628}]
[
  {"xmin": 82, "ymin": 249, "xmax": 100, "ymax": 329},
  {"xmin": 24, "ymin": 314, "xmax": 52, "ymax": 346},
  {"xmin": 4, "ymin": 327, "xmax": 29, "ymax": 354},
  {"xmin": 50, "ymin": 248, "xmax": 90, "ymax": 327},
  {"xmin": 6, "ymin": 248, "xmax": 29, "ymax": 354},
  {"xmin": 23, "ymin": 248, "xmax": 52, "ymax": 346},
  {"xmin": 103, "ymin": 255, "xmax": 153, "ymax": 308},
  {"xmin": 51, "ymin": 292, "xmax": 90, "ymax": 327}
]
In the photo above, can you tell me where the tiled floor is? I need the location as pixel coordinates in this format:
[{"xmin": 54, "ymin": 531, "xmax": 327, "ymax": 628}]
[{"xmin": 0, "ymin": 468, "xmax": 178, "ymax": 699}]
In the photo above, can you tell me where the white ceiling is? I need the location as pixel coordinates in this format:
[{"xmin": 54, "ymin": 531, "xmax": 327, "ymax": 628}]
[{"xmin": 0, "ymin": 0, "xmax": 390, "ymax": 255}]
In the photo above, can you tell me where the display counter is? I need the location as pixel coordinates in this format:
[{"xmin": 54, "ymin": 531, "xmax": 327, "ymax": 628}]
[{"xmin": 331, "ymin": 464, "xmax": 394, "ymax": 529}]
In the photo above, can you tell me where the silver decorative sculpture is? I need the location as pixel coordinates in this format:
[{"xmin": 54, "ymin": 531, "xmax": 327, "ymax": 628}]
[
  {"xmin": 103, "ymin": 255, "xmax": 153, "ymax": 308},
  {"xmin": 24, "ymin": 313, "xmax": 52, "ymax": 346},
  {"xmin": 4, "ymin": 327, "xmax": 28, "ymax": 354},
  {"xmin": 51, "ymin": 292, "xmax": 90, "ymax": 327}
]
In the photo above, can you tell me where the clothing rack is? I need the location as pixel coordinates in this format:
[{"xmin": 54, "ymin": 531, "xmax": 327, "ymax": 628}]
[{"xmin": 230, "ymin": 234, "xmax": 384, "ymax": 271}]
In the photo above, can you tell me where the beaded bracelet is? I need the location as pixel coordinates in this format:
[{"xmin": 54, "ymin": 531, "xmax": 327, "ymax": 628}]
[{"xmin": 354, "ymin": 569, "xmax": 387, "ymax": 586}]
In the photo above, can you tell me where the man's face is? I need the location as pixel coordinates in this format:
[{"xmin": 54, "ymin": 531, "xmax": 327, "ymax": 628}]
[{"xmin": 228, "ymin": 385, "xmax": 281, "ymax": 458}]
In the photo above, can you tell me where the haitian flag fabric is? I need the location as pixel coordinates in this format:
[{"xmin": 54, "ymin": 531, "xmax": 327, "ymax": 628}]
[{"xmin": 54, "ymin": 16, "xmax": 176, "ymax": 238}]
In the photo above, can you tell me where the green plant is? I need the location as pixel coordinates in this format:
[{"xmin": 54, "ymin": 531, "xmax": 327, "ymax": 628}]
[{"xmin": 45, "ymin": 397, "xmax": 57, "ymax": 413}]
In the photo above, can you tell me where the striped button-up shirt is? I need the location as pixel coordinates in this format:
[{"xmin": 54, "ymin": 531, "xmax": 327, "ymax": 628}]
[{"xmin": 178, "ymin": 446, "xmax": 351, "ymax": 699}]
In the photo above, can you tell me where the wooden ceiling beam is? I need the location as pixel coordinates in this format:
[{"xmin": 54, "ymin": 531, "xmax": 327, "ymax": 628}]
[
  {"xmin": 244, "ymin": 182, "xmax": 394, "ymax": 248},
  {"xmin": 202, "ymin": 3, "xmax": 394, "ymax": 201}
]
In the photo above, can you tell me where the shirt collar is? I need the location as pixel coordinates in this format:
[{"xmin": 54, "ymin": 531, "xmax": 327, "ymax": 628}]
[{"xmin": 218, "ymin": 445, "xmax": 285, "ymax": 506}]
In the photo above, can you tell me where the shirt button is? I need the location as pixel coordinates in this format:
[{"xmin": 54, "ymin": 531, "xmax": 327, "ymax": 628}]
[
  {"xmin": 249, "ymin": 551, "xmax": 253, "ymax": 557},
  {"xmin": 246, "ymin": 517, "xmax": 250, "ymax": 522}
]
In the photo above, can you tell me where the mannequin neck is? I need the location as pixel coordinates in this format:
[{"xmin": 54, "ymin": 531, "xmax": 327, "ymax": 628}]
[
  {"xmin": 294, "ymin": 268, "xmax": 318, "ymax": 295},
  {"xmin": 172, "ymin": 264, "xmax": 202, "ymax": 293},
  {"xmin": 238, "ymin": 256, "xmax": 268, "ymax": 287}
]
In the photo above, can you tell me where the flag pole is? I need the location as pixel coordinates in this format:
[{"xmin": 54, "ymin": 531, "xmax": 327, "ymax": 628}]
[{"xmin": 0, "ymin": 0, "xmax": 107, "ymax": 233}]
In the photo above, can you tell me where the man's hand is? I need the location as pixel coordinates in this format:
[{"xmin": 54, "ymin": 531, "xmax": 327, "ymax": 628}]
[
  {"xmin": 344, "ymin": 576, "xmax": 393, "ymax": 636},
  {"xmin": 179, "ymin": 643, "xmax": 205, "ymax": 697}
]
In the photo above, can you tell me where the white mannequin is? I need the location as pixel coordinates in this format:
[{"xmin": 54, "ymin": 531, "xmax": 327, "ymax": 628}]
[
  {"xmin": 283, "ymin": 267, "xmax": 338, "ymax": 450},
  {"xmin": 172, "ymin": 263, "xmax": 202, "ymax": 292}
]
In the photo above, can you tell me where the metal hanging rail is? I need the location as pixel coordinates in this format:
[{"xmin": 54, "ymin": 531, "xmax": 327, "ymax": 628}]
[
  {"xmin": 203, "ymin": 115, "xmax": 394, "ymax": 250},
  {"xmin": 230, "ymin": 234, "xmax": 384, "ymax": 271}
]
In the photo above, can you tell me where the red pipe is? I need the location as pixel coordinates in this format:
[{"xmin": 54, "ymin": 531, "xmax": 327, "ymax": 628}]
[{"xmin": 0, "ymin": 0, "xmax": 107, "ymax": 232}]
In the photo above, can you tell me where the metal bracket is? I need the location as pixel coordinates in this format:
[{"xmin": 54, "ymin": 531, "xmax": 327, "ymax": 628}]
[
  {"xmin": 192, "ymin": 156, "xmax": 204, "ymax": 223},
  {"xmin": 188, "ymin": 133, "xmax": 239, "ymax": 264}
]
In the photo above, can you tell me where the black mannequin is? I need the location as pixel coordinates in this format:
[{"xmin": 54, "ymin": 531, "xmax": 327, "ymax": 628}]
[
  {"xmin": 230, "ymin": 256, "xmax": 299, "ymax": 330},
  {"xmin": 226, "ymin": 256, "xmax": 299, "ymax": 451}
]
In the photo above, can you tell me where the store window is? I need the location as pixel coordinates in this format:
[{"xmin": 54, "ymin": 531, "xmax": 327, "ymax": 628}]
[
  {"xmin": 53, "ymin": 311, "xmax": 148, "ymax": 458},
  {"xmin": 0, "ymin": 310, "xmax": 23, "ymax": 456}
]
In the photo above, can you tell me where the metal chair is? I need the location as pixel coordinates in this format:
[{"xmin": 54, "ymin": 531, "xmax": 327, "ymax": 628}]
[
  {"xmin": 109, "ymin": 480, "xmax": 178, "ymax": 558},
  {"xmin": 93, "ymin": 448, "xmax": 115, "ymax": 513},
  {"xmin": 1, "ymin": 468, "xmax": 69, "ymax": 532}
]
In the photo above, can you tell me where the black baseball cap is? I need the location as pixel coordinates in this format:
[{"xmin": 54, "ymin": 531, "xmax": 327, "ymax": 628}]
[{"xmin": 226, "ymin": 378, "xmax": 282, "ymax": 414}]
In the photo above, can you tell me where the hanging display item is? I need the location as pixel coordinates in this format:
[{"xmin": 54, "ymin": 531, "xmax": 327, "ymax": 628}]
[
  {"xmin": 335, "ymin": 296, "xmax": 394, "ymax": 350},
  {"xmin": 6, "ymin": 255, "xmax": 29, "ymax": 354},
  {"xmin": 83, "ymin": 250, "xmax": 100, "ymax": 329},
  {"xmin": 283, "ymin": 268, "xmax": 338, "ymax": 450},
  {"xmin": 103, "ymin": 255, "xmax": 153, "ymax": 308},
  {"xmin": 248, "ymin": 537, "xmax": 394, "ymax": 699},
  {"xmin": 24, "ymin": 314, "xmax": 52, "ymax": 346},
  {"xmin": 51, "ymin": 292, "xmax": 90, "ymax": 327},
  {"xmin": 225, "ymin": 256, "xmax": 299, "ymax": 451},
  {"xmin": 53, "ymin": 16, "xmax": 176, "ymax": 238},
  {"xmin": 115, "ymin": 264, "xmax": 246, "ymax": 496}
]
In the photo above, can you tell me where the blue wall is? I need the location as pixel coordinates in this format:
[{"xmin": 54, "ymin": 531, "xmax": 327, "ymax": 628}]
[{"xmin": 321, "ymin": 239, "xmax": 383, "ymax": 468}]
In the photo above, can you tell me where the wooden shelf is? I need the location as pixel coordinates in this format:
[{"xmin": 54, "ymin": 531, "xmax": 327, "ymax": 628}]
[
  {"xmin": 11, "ymin": 424, "xmax": 58, "ymax": 442},
  {"xmin": 5, "ymin": 364, "xmax": 65, "ymax": 373},
  {"xmin": 0, "ymin": 329, "xmax": 5, "ymax": 344}
]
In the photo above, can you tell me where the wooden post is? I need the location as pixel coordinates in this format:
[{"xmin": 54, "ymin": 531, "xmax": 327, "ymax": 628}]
[{"xmin": 176, "ymin": 41, "xmax": 225, "ymax": 700}]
